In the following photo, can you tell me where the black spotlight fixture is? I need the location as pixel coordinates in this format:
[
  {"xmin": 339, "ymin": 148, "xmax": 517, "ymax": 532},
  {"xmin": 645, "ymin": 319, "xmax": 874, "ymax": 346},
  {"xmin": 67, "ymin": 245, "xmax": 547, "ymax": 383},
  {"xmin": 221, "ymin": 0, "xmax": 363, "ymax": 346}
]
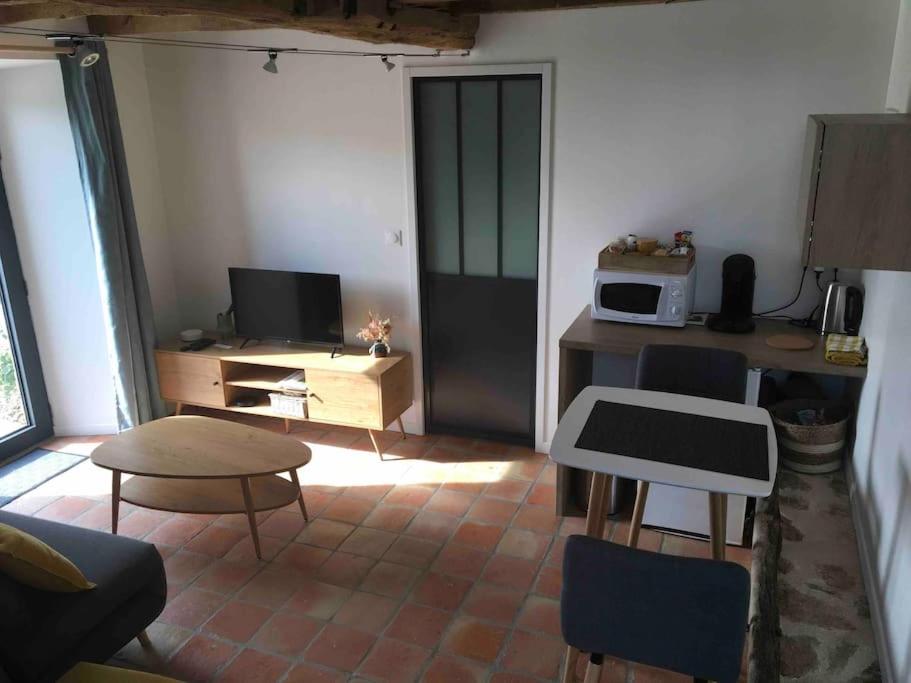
[
  {"xmin": 263, "ymin": 49, "xmax": 279, "ymax": 74},
  {"xmin": 381, "ymin": 55, "xmax": 395, "ymax": 72}
]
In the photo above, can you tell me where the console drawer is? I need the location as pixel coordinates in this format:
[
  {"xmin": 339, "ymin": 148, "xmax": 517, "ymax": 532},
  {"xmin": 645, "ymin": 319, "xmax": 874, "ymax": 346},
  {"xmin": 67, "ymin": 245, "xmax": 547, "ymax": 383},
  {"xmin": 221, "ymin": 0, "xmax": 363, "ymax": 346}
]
[{"xmin": 156, "ymin": 352, "xmax": 225, "ymax": 407}]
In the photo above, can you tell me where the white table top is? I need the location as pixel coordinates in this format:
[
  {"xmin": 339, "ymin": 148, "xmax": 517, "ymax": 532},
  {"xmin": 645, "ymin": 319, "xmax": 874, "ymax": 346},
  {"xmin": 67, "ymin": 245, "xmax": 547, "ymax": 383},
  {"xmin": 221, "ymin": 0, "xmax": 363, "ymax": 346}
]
[{"xmin": 550, "ymin": 386, "xmax": 777, "ymax": 498}]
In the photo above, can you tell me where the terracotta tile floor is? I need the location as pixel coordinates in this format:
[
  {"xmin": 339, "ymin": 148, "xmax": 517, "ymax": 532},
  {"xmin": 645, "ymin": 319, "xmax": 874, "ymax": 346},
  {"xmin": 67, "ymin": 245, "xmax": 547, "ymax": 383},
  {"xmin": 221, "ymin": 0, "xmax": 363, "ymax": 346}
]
[{"xmin": 4, "ymin": 410, "xmax": 753, "ymax": 682}]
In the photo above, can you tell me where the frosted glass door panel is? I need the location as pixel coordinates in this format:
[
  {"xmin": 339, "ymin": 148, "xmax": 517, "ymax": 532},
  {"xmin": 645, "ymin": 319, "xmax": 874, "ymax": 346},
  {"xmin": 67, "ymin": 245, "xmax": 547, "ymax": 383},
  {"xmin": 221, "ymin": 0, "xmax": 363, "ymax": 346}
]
[
  {"xmin": 460, "ymin": 81, "xmax": 498, "ymax": 277},
  {"xmin": 501, "ymin": 79, "xmax": 541, "ymax": 279},
  {"xmin": 417, "ymin": 81, "xmax": 460, "ymax": 275}
]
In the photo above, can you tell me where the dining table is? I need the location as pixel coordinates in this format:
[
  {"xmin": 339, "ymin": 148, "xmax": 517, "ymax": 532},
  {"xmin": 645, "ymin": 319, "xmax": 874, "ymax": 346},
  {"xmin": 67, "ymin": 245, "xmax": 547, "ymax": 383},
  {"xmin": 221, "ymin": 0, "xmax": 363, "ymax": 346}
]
[{"xmin": 549, "ymin": 385, "xmax": 778, "ymax": 561}]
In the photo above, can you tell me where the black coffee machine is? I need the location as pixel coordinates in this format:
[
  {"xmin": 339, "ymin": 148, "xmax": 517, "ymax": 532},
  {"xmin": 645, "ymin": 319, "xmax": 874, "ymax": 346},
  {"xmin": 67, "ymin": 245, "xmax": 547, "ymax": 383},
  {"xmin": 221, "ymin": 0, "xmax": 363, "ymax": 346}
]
[{"xmin": 707, "ymin": 254, "xmax": 756, "ymax": 334}]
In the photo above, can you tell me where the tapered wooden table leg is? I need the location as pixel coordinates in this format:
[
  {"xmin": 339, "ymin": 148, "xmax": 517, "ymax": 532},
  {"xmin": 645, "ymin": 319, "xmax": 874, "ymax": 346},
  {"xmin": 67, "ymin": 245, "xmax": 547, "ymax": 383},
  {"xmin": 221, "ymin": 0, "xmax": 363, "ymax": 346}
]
[
  {"xmin": 563, "ymin": 471, "xmax": 613, "ymax": 682},
  {"xmin": 367, "ymin": 429, "xmax": 383, "ymax": 460},
  {"xmin": 627, "ymin": 480, "xmax": 649, "ymax": 548},
  {"xmin": 240, "ymin": 477, "xmax": 263, "ymax": 560},
  {"xmin": 111, "ymin": 470, "xmax": 121, "ymax": 534},
  {"xmin": 396, "ymin": 416, "xmax": 406, "ymax": 439},
  {"xmin": 137, "ymin": 630, "xmax": 151, "ymax": 647},
  {"xmin": 174, "ymin": 402, "xmax": 183, "ymax": 416},
  {"xmin": 288, "ymin": 468, "xmax": 309, "ymax": 522},
  {"xmin": 284, "ymin": 418, "xmax": 291, "ymax": 434},
  {"xmin": 708, "ymin": 492, "xmax": 726, "ymax": 560}
]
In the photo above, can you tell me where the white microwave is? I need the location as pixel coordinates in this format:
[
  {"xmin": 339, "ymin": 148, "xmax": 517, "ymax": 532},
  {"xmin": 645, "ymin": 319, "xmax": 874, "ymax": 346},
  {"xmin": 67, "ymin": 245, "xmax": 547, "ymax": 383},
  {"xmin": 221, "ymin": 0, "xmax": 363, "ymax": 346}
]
[{"xmin": 592, "ymin": 268, "xmax": 696, "ymax": 327}]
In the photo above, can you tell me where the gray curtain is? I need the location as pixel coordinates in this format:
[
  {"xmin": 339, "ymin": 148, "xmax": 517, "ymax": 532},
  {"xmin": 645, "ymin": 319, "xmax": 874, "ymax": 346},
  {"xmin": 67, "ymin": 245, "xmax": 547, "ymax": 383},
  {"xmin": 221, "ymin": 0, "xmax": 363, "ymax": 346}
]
[{"xmin": 58, "ymin": 41, "xmax": 164, "ymax": 430}]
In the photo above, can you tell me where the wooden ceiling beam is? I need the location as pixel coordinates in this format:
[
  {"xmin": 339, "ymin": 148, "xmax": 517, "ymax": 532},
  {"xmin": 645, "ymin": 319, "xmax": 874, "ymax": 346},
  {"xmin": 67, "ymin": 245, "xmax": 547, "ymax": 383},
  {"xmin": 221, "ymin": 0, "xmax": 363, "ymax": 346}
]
[
  {"xmin": 0, "ymin": 1, "xmax": 478, "ymax": 49},
  {"xmin": 453, "ymin": 0, "xmax": 693, "ymax": 13}
]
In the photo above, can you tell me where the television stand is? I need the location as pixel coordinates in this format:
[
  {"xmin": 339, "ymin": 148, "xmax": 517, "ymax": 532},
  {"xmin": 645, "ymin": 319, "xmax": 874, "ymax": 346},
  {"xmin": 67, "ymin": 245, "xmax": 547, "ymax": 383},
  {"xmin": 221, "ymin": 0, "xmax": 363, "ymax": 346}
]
[
  {"xmin": 330, "ymin": 346, "xmax": 341, "ymax": 359},
  {"xmin": 154, "ymin": 338, "xmax": 413, "ymax": 459}
]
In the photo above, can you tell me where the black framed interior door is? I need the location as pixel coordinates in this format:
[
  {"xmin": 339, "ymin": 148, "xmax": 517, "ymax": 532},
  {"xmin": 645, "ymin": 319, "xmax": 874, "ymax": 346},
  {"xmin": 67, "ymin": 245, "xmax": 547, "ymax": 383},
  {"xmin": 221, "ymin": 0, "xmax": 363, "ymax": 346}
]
[
  {"xmin": 413, "ymin": 75, "xmax": 542, "ymax": 445},
  {"xmin": 0, "ymin": 164, "xmax": 52, "ymax": 462}
]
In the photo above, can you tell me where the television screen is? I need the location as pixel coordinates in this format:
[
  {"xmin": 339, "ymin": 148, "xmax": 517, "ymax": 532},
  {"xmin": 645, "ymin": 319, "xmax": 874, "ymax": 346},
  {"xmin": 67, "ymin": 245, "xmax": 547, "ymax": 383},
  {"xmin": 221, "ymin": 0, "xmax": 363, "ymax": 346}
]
[{"xmin": 229, "ymin": 268, "xmax": 344, "ymax": 346}]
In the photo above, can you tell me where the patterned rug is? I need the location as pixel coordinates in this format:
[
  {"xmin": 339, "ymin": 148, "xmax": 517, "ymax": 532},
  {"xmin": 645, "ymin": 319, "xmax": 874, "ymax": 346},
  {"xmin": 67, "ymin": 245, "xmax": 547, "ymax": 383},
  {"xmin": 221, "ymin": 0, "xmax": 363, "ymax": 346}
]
[{"xmin": 777, "ymin": 469, "xmax": 881, "ymax": 682}]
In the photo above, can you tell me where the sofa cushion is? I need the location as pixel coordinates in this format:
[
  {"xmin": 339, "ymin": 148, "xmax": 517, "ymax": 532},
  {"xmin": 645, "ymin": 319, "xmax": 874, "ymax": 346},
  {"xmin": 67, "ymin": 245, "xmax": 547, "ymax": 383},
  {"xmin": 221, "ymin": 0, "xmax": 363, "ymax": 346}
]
[
  {"xmin": 0, "ymin": 522, "xmax": 95, "ymax": 592},
  {"xmin": 0, "ymin": 511, "xmax": 165, "ymax": 681}
]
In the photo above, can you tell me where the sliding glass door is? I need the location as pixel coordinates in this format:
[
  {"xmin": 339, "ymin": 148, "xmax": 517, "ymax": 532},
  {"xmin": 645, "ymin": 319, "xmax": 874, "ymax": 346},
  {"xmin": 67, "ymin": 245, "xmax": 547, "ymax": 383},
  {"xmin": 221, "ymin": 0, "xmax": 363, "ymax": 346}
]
[
  {"xmin": 0, "ymin": 167, "xmax": 51, "ymax": 462},
  {"xmin": 413, "ymin": 74, "xmax": 542, "ymax": 445}
]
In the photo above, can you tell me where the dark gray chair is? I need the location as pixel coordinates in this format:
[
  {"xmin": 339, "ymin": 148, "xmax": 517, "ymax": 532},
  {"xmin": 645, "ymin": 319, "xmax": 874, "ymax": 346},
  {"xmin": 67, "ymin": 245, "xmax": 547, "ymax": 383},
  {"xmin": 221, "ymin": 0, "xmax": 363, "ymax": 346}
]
[
  {"xmin": 561, "ymin": 534, "xmax": 750, "ymax": 683},
  {"xmin": 627, "ymin": 344, "xmax": 748, "ymax": 547},
  {"xmin": 0, "ymin": 510, "xmax": 166, "ymax": 683}
]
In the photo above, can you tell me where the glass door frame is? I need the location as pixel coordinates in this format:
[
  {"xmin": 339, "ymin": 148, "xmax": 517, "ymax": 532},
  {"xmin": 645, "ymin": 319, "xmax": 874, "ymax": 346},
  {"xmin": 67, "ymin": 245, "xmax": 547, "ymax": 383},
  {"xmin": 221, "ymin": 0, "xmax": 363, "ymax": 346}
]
[
  {"xmin": 403, "ymin": 63, "xmax": 553, "ymax": 451},
  {"xmin": 0, "ymin": 168, "xmax": 52, "ymax": 462}
]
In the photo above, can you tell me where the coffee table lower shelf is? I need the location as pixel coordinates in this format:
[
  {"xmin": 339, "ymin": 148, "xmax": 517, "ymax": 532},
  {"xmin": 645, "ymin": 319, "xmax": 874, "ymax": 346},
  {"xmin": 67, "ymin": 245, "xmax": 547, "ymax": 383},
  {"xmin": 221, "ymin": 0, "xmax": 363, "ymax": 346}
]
[{"xmin": 121, "ymin": 474, "xmax": 301, "ymax": 515}]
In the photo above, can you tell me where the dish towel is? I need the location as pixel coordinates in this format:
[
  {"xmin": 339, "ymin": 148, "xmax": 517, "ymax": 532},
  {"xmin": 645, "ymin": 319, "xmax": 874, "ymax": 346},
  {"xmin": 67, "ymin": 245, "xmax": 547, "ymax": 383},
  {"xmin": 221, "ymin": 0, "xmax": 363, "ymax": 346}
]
[{"xmin": 825, "ymin": 334, "xmax": 868, "ymax": 366}]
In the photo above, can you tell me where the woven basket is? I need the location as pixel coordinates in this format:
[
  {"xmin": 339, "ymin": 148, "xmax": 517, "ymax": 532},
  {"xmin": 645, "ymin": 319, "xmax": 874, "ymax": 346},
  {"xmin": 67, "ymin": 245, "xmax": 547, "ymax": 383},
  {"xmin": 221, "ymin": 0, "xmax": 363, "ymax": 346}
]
[{"xmin": 770, "ymin": 399, "xmax": 850, "ymax": 474}]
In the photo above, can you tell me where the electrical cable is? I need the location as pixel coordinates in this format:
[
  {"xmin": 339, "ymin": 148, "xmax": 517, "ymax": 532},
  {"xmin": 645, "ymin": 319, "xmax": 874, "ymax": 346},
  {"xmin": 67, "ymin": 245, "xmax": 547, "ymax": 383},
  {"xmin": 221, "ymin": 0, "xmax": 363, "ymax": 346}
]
[{"xmin": 755, "ymin": 265, "xmax": 808, "ymax": 317}]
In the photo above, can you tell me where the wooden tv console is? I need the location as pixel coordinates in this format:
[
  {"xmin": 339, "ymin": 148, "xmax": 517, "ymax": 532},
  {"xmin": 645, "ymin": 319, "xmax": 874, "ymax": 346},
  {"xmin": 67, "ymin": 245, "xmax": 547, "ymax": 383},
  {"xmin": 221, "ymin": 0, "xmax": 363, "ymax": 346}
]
[{"xmin": 154, "ymin": 339, "xmax": 413, "ymax": 458}]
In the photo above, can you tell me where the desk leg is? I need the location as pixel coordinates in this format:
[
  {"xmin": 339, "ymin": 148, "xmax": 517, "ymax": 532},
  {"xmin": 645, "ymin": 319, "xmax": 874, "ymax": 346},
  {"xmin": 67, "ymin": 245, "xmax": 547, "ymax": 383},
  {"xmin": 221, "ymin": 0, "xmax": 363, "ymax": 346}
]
[
  {"xmin": 562, "ymin": 471, "xmax": 613, "ymax": 683},
  {"xmin": 627, "ymin": 481, "xmax": 649, "ymax": 548},
  {"xmin": 240, "ymin": 477, "xmax": 263, "ymax": 560},
  {"xmin": 288, "ymin": 468, "xmax": 309, "ymax": 522},
  {"xmin": 556, "ymin": 347, "xmax": 593, "ymax": 518},
  {"xmin": 708, "ymin": 492, "xmax": 727, "ymax": 561},
  {"xmin": 111, "ymin": 470, "xmax": 121, "ymax": 534}
]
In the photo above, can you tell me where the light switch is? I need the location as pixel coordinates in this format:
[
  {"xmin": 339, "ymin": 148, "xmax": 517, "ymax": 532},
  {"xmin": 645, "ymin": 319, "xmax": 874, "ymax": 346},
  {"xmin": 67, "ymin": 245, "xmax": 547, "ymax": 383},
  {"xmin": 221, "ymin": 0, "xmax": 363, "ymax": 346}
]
[{"xmin": 385, "ymin": 230, "xmax": 403, "ymax": 246}]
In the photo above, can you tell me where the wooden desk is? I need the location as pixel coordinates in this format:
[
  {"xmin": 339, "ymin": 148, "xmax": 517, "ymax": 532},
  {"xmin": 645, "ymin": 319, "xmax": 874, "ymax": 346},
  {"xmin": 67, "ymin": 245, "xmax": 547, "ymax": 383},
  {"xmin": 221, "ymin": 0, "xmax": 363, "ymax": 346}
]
[{"xmin": 557, "ymin": 306, "xmax": 864, "ymax": 515}]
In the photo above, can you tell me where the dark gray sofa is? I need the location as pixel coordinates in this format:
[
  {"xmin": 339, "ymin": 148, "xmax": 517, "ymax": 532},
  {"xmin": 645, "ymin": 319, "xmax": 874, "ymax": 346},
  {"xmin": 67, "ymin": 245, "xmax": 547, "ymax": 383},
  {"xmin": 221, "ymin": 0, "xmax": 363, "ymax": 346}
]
[{"xmin": 0, "ymin": 510, "xmax": 166, "ymax": 683}]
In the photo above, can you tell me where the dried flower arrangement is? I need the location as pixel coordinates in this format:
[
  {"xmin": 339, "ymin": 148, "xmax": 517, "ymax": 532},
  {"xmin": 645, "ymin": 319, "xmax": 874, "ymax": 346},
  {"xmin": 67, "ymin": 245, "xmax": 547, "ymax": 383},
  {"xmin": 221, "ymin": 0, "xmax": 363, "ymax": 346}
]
[{"xmin": 356, "ymin": 311, "xmax": 392, "ymax": 357}]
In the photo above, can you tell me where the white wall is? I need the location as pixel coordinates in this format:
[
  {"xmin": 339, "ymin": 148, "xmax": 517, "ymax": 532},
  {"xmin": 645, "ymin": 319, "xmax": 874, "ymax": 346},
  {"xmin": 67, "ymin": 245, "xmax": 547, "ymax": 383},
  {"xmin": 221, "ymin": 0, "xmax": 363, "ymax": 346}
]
[
  {"xmin": 133, "ymin": 0, "xmax": 899, "ymax": 441},
  {"xmin": 852, "ymin": 2, "xmax": 911, "ymax": 679},
  {"xmin": 0, "ymin": 63, "xmax": 118, "ymax": 435}
]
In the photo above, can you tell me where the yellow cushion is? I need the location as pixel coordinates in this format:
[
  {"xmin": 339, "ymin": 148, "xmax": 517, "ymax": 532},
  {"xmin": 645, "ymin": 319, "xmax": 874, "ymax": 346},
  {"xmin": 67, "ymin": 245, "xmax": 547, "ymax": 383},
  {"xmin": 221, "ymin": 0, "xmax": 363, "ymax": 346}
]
[
  {"xmin": 58, "ymin": 662, "xmax": 179, "ymax": 682},
  {"xmin": 0, "ymin": 522, "xmax": 95, "ymax": 592}
]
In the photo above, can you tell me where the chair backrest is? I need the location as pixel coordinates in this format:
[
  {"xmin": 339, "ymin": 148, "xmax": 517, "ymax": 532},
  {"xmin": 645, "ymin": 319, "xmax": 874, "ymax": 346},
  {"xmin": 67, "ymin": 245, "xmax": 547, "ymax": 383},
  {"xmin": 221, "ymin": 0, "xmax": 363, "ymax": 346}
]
[
  {"xmin": 561, "ymin": 535, "xmax": 750, "ymax": 683},
  {"xmin": 636, "ymin": 344, "xmax": 748, "ymax": 403}
]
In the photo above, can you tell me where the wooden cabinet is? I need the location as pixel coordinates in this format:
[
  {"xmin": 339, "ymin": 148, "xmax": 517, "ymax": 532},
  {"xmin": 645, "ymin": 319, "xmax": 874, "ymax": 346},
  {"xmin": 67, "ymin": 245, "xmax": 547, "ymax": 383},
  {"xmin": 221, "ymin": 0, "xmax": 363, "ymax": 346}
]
[
  {"xmin": 153, "ymin": 341, "xmax": 414, "ymax": 457},
  {"xmin": 157, "ymin": 353, "xmax": 225, "ymax": 407},
  {"xmin": 802, "ymin": 114, "xmax": 911, "ymax": 271}
]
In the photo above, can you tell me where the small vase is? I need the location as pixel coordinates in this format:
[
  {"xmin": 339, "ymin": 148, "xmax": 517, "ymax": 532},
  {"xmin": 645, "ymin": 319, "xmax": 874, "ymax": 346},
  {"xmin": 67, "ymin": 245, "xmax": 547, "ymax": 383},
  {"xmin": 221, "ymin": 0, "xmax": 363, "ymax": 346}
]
[{"xmin": 370, "ymin": 341, "xmax": 389, "ymax": 358}]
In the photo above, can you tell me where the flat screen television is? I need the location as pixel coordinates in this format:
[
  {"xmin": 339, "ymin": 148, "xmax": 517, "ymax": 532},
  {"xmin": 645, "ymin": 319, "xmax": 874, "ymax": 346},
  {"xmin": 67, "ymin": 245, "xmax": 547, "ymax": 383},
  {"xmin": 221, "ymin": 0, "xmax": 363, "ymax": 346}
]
[{"xmin": 229, "ymin": 268, "xmax": 344, "ymax": 347}]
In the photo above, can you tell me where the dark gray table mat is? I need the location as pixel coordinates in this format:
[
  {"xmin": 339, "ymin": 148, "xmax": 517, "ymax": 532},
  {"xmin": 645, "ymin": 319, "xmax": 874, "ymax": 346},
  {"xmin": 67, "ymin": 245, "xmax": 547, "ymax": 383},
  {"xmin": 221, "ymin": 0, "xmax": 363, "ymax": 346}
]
[{"xmin": 574, "ymin": 400, "xmax": 770, "ymax": 481}]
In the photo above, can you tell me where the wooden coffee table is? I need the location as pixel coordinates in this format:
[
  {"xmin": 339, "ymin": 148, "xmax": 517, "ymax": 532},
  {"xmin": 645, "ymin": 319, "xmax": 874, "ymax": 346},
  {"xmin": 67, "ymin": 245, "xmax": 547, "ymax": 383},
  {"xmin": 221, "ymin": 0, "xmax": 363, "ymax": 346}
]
[{"xmin": 91, "ymin": 416, "xmax": 312, "ymax": 559}]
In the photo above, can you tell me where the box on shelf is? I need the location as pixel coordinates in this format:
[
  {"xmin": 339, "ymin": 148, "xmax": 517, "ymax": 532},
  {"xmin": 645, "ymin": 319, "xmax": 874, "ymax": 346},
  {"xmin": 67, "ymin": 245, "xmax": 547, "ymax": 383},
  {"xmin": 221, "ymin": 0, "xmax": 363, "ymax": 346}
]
[{"xmin": 268, "ymin": 392, "xmax": 308, "ymax": 419}]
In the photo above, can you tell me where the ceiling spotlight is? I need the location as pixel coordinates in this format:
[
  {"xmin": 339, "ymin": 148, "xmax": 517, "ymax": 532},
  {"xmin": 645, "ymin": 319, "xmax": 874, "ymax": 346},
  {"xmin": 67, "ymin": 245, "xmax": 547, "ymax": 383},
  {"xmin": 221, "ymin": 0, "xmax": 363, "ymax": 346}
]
[
  {"xmin": 381, "ymin": 55, "xmax": 395, "ymax": 72},
  {"xmin": 71, "ymin": 41, "xmax": 100, "ymax": 68},
  {"xmin": 263, "ymin": 49, "xmax": 279, "ymax": 74}
]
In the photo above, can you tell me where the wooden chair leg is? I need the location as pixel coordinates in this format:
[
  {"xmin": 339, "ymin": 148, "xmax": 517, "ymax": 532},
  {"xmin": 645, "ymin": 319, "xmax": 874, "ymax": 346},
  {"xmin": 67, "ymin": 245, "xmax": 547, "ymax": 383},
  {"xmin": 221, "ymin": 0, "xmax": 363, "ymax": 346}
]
[
  {"xmin": 561, "ymin": 644, "xmax": 579, "ymax": 683},
  {"xmin": 627, "ymin": 480, "xmax": 649, "ymax": 547},
  {"xmin": 284, "ymin": 418, "xmax": 291, "ymax": 434},
  {"xmin": 174, "ymin": 402, "xmax": 183, "ymax": 416},
  {"xmin": 583, "ymin": 654, "xmax": 603, "ymax": 683},
  {"xmin": 396, "ymin": 416, "xmax": 406, "ymax": 439},
  {"xmin": 137, "ymin": 629, "xmax": 151, "ymax": 647}
]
